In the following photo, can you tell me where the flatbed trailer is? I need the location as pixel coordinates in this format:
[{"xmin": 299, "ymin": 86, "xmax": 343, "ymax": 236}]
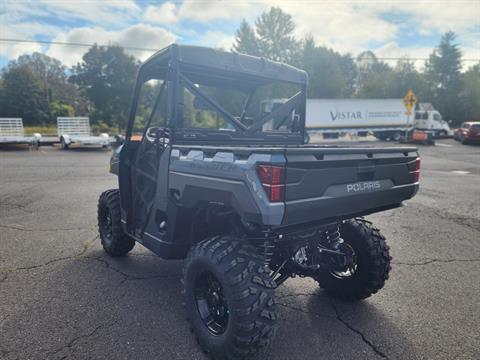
[
  {"xmin": 57, "ymin": 117, "xmax": 109, "ymax": 149},
  {"xmin": 0, "ymin": 118, "xmax": 41, "ymax": 149}
]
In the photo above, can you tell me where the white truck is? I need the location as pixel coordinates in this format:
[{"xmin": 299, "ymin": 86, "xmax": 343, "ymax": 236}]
[
  {"xmin": 0, "ymin": 118, "xmax": 41, "ymax": 149},
  {"xmin": 57, "ymin": 117, "xmax": 110, "ymax": 149},
  {"xmin": 306, "ymin": 99, "xmax": 452, "ymax": 140},
  {"xmin": 414, "ymin": 103, "xmax": 451, "ymax": 137}
]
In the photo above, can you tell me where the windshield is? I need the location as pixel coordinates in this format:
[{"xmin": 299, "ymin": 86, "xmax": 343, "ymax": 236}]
[{"xmin": 179, "ymin": 74, "xmax": 304, "ymax": 135}]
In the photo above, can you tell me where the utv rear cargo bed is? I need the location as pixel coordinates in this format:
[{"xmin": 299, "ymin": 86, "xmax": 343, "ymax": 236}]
[{"xmin": 282, "ymin": 146, "xmax": 419, "ymax": 226}]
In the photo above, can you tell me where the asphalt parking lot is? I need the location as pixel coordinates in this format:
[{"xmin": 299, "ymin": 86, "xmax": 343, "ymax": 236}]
[{"xmin": 1, "ymin": 139, "xmax": 479, "ymax": 360}]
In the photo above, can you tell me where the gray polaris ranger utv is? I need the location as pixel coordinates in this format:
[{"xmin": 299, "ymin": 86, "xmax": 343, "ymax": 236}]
[{"xmin": 97, "ymin": 45, "xmax": 420, "ymax": 359}]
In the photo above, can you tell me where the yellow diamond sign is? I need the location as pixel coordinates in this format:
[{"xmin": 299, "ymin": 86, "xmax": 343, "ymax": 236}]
[{"xmin": 403, "ymin": 89, "xmax": 417, "ymax": 112}]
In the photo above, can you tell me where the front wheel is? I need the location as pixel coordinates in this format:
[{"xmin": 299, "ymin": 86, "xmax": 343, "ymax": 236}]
[
  {"xmin": 315, "ymin": 218, "xmax": 391, "ymax": 300},
  {"xmin": 97, "ymin": 189, "xmax": 135, "ymax": 256},
  {"xmin": 183, "ymin": 236, "xmax": 278, "ymax": 359}
]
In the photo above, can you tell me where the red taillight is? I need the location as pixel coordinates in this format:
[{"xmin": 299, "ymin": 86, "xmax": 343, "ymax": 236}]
[
  {"xmin": 256, "ymin": 165, "xmax": 285, "ymax": 202},
  {"xmin": 412, "ymin": 157, "xmax": 420, "ymax": 182}
]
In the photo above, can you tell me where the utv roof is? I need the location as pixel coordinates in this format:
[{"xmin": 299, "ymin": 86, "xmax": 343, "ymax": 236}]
[{"xmin": 139, "ymin": 44, "xmax": 307, "ymax": 88}]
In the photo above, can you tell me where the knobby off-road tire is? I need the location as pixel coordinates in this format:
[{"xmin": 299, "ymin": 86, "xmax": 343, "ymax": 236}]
[
  {"xmin": 97, "ymin": 189, "xmax": 135, "ymax": 256},
  {"xmin": 183, "ymin": 236, "xmax": 278, "ymax": 359},
  {"xmin": 316, "ymin": 218, "xmax": 391, "ymax": 300}
]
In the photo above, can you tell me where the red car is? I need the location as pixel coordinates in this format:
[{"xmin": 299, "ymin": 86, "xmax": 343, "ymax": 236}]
[{"xmin": 454, "ymin": 122, "xmax": 480, "ymax": 144}]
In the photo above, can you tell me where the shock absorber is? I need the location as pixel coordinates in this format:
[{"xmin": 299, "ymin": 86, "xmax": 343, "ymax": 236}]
[
  {"xmin": 257, "ymin": 237, "xmax": 275, "ymax": 268},
  {"xmin": 324, "ymin": 223, "xmax": 341, "ymax": 247}
]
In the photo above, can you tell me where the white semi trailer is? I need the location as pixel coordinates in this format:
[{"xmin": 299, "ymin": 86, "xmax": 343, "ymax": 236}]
[{"xmin": 304, "ymin": 99, "xmax": 451, "ymax": 141}]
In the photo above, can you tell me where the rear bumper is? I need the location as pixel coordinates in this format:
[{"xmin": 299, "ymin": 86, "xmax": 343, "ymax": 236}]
[{"xmin": 282, "ymin": 183, "xmax": 418, "ymax": 226}]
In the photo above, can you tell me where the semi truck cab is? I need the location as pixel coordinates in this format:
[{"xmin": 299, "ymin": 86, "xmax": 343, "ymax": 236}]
[{"xmin": 414, "ymin": 103, "xmax": 452, "ymax": 136}]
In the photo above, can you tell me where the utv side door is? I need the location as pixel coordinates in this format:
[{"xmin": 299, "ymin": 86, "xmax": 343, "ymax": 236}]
[{"xmin": 119, "ymin": 77, "xmax": 170, "ymax": 239}]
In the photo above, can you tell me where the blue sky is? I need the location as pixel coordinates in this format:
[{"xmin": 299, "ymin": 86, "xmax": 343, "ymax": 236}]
[{"xmin": 1, "ymin": 0, "xmax": 479, "ymax": 69}]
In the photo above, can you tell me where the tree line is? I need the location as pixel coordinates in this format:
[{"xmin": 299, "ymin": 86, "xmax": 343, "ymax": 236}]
[{"xmin": 0, "ymin": 7, "xmax": 478, "ymax": 129}]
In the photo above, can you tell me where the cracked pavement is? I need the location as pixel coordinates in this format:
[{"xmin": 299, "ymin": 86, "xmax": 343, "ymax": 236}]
[{"xmin": 1, "ymin": 139, "xmax": 479, "ymax": 359}]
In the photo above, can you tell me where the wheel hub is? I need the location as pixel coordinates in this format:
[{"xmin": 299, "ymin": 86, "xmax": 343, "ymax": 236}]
[
  {"xmin": 330, "ymin": 243, "xmax": 357, "ymax": 278},
  {"xmin": 194, "ymin": 271, "xmax": 229, "ymax": 335},
  {"xmin": 100, "ymin": 208, "xmax": 113, "ymax": 243}
]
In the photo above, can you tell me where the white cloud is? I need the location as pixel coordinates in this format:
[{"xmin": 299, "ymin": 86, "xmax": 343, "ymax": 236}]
[
  {"xmin": 373, "ymin": 41, "xmax": 480, "ymax": 71},
  {"xmin": 178, "ymin": 0, "xmax": 255, "ymax": 22},
  {"xmin": 277, "ymin": 1, "xmax": 398, "ymax": 54},
  {"xmin": 46, "ymin": 24, "xmax": 176, "ymax": 66},
  {"xmin": 0, "ymin": 41, "xmax": 42, "ymax": 61},
  {"xmin": 144, "ymin": 2, "xmax": 178, "ymax": 24},
  {"xmin": 36, "ymin": 0, "xmax": 141, "ymax": 25},
  {"xmin": 1, "ymin": 0, "xmax": 478, "ymax": 69},
  {"xmin": 173, "ymin": 0, "xmax": 479, "ymax": 57},
  {"xmin": 0, "ymin": 22, "xmax": 56, "ymax": 60},
  {"xmin": 373, "ymin": 42, "xmax": 433, "ymax": 69},
  {"xmin": 199, "ymin": 31, "xmax": 235, "ymax": 50}
]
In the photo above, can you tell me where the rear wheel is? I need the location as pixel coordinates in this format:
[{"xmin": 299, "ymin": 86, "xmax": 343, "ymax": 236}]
[
  {"xmin": 97, "ymin": 189, "xmax": 135, "ymax": 256},
  {"xmin": 315, "ymin": 218, "xmax": 391, "ymax": 300},
  {"xmin": 183, "ymin": 236, "xmax": 278, "ymax": 359}
]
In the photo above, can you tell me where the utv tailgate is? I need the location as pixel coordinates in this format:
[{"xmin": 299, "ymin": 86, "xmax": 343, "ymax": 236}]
[{"xmin": 283, "ymin": 147, "xmax": 419, "ymax": 226}]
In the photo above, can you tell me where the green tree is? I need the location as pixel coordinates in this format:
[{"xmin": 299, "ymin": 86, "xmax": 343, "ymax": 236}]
[
  {"xmin": 355, "ymin": 52, "xmax": 395, "ymax": 98},
  {"xmin": 301, "ymin": 35, "xmax": 356, "ymax": 98},
  {"xmin": 388, "ymin": 59, "xmax": 429, "ymax": 100},
  {"xmin": 14, "ymin": 52, "xmax": 85, "ymax": 119},
  {"xmin": 232, "ymin": 7, "xmax": 300, "ymax": 64},
  {"xmin": 461, "ymin": 64, "xmax": 480, "ymax": 121},
  {"xmin": 425, "ymin": 31, "xmax": 463, "ymax": 124},
  {"xmin": 255, "ymin": 7, "xmax": 300, "ymax": 63},
  {"xmin": 232, "ymin": 20, "xmax": 260, "ymax": 56},
  {"xmin": 0, "ymin": 64, "xmax": 49, "ymax": 125},
  {"xmin": 70, "ymin": 45, "xmax": 139, "ymax": 128},
  {"xmin": 50, "ymin": 100, "xmax": 75, "ymax": 119}
]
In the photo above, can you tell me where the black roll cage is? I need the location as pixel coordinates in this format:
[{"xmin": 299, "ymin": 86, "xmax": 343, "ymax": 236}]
[{"xmin": 126, "ymin": 45, "xmax": 308, "ymax": 146}]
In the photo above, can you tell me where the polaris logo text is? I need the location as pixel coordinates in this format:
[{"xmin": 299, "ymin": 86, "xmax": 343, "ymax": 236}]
[{"xmin": 347, "ymin": 181, "xmax": 381, "ymax": 193}]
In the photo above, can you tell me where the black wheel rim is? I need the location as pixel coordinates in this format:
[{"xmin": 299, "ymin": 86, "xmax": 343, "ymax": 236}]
[
  {"xmin": 194, "ymin": 271, "xmax": 229, "ymax": 335},
  {"xmin": 330, "ymin": 243, "xmax": 357, "ymax": 279},
  {"xmin": 100, "ymin": 207, "xmax": 113, "ymax": 244}
]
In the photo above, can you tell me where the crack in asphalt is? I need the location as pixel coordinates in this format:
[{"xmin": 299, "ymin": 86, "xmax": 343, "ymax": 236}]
[
  {"xmin": 0, "ymin": 233, "xmax": 180, "ymax": 286},
  {"xmin": 393, "ymin": 258, "xmax": 480, "ymax": 266},
  {"xmin": 0, "ymin": 235, "xmax": 98, "ymax": 278},
  {"xmin": 0, "ymin": 271, "xmax": 8, "ymax": 284},
  {"xmin": 329, "ymin": 300, "xmax": 389, "ymax": 359},
  {"xmin": 277, "ymin": 302, "xmax": 332, "ymax": 320},
  {"xmin": 83, "ymin": 255, "xmax": 181, "ymax": 283},
  {"xmin": 276, "ymin": 292, "xmax": 317, "ymax": 300},
  {"xmin": 420, "ymin": 206, "xmax": 480, "ymax": 232},
  {"xmin": 277, "ymin": 292, "xmax": 389, "ymax": 359},
  {"xmin": 0, "ymin": 223, "xmax": 95, "ymax": 232},
  {"xmin": 45, "ymin": 324, "xmax": 104, "ymax": 358}
]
